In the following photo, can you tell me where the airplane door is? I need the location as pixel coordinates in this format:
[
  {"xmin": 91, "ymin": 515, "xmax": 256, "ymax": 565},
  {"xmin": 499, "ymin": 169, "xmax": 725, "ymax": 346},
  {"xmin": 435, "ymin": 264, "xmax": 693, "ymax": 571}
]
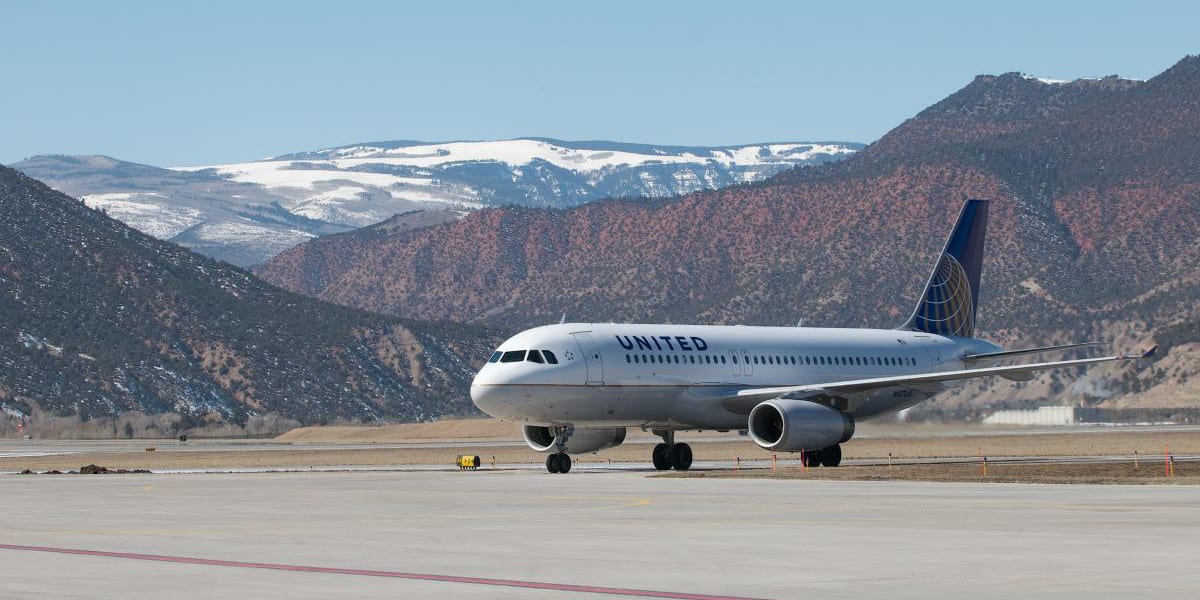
[
  {"xmin": 572, "ymin": 333, "xmax": 604, "ymax": 386},
  {"xmin": 915, "ymin": 336, "xmax": 940, "ymax": 367},
  {"xmin": 741, "ymin": 349, "xmax": 753, "ymax": 377},
  {"xmin": 729, "ymin": 349, "xmax": 741, "ymax": 376}
]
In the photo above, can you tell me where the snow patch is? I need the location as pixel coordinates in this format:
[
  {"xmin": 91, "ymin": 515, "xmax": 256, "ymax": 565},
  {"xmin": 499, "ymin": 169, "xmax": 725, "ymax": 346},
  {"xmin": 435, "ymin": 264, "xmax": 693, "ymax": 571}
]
[
  {"xmin": 1021, "ymin": 73, "xmax": 1072, "ymax": 85},
  {"xmin": 82, "ymin": 193, "xmax": 203, "ymax": 239}
]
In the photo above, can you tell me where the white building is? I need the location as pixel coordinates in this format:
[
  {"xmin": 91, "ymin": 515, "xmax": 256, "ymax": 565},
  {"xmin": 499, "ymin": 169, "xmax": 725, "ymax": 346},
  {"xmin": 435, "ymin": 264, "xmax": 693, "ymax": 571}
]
[{"xmin": 982, "ymin": 406, "xmax": 1079, "ymax": 426}]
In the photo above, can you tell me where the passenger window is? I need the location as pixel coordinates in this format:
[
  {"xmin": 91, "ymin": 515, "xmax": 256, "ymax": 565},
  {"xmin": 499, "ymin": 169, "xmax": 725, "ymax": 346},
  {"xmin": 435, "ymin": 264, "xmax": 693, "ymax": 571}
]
[
  {"xmin": 720, "ymin": 356, "xmax": 726, "ymax": 364},
  {"xmin": 528, "ymin": 350, "xmax": 545, "ymax": 363},
  {"xmin": 543, "ymin": 350, "xmax": 558, "ymax": 364},
  {"xmin": 731, "ymin": 355, "xmax": 737, "ymax": 364},
  {"xmin": 488, "ymin": 351, "xmax": 502, "ymax": 363},
  {"xmin": 674, "ymin": 356, "xmax": 680, "ymax": 364},
  {"xmin": 500, "ymin": 350, "xmax": 525, "ymax": 363},
  {"xmin": 625, "ymin": 354, "xmax": 631, "ymax": 363}
]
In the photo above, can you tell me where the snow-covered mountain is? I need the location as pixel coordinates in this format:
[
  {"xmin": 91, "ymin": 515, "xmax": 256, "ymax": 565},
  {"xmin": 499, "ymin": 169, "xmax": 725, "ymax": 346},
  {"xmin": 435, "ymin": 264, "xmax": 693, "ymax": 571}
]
[{"xmin": 11, "ymin": 138, "xmax": 860, "ymax": 266}]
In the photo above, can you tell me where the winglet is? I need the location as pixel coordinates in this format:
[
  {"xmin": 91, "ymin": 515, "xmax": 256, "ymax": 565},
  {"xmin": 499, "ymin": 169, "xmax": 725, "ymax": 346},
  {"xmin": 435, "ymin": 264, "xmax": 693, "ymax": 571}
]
[{"xmin": 1141, "ymin": 344, "xmax": 1158, "ymax": 359}]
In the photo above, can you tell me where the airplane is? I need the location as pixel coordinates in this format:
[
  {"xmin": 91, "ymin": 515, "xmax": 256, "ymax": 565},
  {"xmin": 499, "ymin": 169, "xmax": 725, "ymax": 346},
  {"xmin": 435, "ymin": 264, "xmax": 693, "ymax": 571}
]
[{"xmin": 470, "ymin": 199, "xmax": 1153, "ymax": 473}]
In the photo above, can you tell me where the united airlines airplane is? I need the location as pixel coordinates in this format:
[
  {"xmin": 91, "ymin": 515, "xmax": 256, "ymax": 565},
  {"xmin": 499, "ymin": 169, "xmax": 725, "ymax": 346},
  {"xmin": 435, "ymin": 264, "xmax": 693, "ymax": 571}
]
[{"xmin": 470, "ymin": 200, "xmax": 1152, "ymax": 473}]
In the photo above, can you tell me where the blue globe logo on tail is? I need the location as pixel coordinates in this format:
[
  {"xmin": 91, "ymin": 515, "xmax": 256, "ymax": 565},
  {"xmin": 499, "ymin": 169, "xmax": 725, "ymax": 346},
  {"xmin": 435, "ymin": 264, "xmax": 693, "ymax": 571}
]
[
  {"xmin": 913, "ymin": 253, "xmax": 975, "ymax": 337},
  {"xmin": 901, "ymin": 199, "xmax": 988, "ymax": 339}
]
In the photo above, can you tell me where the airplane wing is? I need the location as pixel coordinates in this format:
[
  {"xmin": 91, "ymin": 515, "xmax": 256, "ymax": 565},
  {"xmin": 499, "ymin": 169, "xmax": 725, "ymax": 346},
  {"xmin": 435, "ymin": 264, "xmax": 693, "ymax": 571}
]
[
  {"xmin": 961, "ymin": 341, "xmax": 1106, "ymax": 363},
  {"xmin": 729, "ymin": 346, "xmax": 1156, "ymax": 408}
]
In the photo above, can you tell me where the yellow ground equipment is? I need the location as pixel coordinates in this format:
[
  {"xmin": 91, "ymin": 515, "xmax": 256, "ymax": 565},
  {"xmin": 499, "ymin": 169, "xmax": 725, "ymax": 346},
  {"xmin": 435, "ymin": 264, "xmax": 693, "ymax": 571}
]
[{"xmin": 456, "ymin": 455, "xmax": 482, "ymax": 470}]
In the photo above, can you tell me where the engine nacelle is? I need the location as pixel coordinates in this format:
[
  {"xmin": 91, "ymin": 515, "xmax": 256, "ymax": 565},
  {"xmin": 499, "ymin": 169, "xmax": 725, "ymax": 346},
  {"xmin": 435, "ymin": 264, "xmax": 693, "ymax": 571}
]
[
  {"xmin": 748, "ymin": 399, "xmax": 855, "ymax": 452},
  {"xmin": 522, "ymin": 425, "xmax": 627, "ymax": 454}
]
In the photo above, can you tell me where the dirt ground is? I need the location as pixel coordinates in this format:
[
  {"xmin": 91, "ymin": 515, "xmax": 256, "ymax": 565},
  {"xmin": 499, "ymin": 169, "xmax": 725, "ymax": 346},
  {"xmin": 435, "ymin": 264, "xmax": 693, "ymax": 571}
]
[
  {"xmin": 671, "ymin": 459, "xmax": 1200, "ymax": 485},
  {"xmin": 4, "ymin": 421, "xmax": 1198, "ymax": 481},
  {"xmin": 273, "ymin": 418, "xmax": 738, "ymax": 443}
]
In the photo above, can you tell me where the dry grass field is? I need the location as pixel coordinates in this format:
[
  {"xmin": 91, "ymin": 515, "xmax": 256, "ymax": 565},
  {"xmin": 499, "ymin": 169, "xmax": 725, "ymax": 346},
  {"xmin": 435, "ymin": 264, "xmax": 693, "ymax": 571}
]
[
  {"xmin": 4, "ymin": 419, "xmax": 1198, "ymax": 484},
  {"xmin": 671, "ymin": 458, "xmax": 1199, "ymax": 484}
]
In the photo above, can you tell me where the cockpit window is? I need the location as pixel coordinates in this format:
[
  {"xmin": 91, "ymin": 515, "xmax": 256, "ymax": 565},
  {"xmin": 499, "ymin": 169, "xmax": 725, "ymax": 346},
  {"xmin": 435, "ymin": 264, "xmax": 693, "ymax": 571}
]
[
  {"xmin": 500, "ymin": 350, "xmax": 526, "ymax": 363},
  {"xmin": 488, "ymin": 351, "xmax": 502, "ymax": 363},
  {"xmin": 543, "ymin": 350, "xmax": 558, "ymax": 364},
  {"xmin": 528, "ymin": 350, "xmax": 545, "ymax": 363}
]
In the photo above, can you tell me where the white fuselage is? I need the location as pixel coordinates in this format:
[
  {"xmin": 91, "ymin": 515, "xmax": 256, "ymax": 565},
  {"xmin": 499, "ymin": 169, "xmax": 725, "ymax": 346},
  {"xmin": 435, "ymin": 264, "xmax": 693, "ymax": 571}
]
[{"xmin": 470, "ymin": 323, "xmax": 1000, "ymax": 431}]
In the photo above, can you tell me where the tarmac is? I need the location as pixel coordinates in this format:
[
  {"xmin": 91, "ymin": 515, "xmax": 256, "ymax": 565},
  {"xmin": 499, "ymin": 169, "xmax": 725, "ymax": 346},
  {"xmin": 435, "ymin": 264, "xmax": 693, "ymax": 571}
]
[{"xmin": 3, "ymin": 469, "xmax": 1199, "ymax": 599}]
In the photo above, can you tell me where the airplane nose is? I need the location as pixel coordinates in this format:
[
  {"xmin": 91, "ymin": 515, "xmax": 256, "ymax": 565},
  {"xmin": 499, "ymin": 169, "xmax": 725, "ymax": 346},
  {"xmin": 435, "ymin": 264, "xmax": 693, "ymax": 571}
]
[{"xmin": 470, "ymin": 370, "xmax": 505, "ymax": 419}]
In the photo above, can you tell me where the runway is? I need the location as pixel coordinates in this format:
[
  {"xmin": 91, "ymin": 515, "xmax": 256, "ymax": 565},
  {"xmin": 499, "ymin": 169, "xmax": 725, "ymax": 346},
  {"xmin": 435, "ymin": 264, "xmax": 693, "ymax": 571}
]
[{"xmin": 3, "ymin": 470, "xmax": 1199, "ymax": 599}]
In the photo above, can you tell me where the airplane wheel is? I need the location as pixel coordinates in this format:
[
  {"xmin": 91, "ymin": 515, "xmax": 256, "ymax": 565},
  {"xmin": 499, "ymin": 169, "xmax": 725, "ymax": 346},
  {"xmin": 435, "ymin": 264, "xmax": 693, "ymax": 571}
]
[
  {"xmin": 821, "ymin": 444, "xmax": 842, "ymax": 467},
  {"xmin": 546, "ymin": 454, "xmax": 560, "ymax": 473},
  {"xmin": 802, "ymin": 449, "xmax": 823, "ymax": 468},
  {"xmin": 557, "ymin": 453, "xmax": 572, "ymax": 473},
  {"xmin": 652, "ymin": 443, "xmax": 672, "ymax": 470},
  {"xmin": 669, "ymin": 443, "xmax": 693, "ymax": 471}
]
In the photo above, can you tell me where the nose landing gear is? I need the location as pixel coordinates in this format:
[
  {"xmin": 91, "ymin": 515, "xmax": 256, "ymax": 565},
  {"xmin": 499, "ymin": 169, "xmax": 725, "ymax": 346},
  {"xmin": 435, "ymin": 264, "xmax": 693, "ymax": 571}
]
[
  {"xmin": 545, "ymin": 453, "xmax": 572, "ymax": 473},
  {"xmin": 651, "ymin": 430, "xmax": 692, "ymax": 471}
]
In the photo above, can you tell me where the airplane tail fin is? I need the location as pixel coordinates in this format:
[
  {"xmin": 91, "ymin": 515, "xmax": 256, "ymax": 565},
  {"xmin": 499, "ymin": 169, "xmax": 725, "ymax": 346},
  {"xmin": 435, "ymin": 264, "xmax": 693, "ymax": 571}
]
[{"xmin": 900, "ymin": 199, "xmax": 988, "ymax": 338}]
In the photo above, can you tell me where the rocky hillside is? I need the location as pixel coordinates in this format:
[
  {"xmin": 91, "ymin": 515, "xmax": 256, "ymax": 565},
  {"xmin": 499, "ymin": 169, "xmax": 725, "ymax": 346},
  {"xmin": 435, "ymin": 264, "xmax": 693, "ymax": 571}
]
[
  {"xmin": 257, "ymin": 56, "xmax": 1200, "ymax": 415},
  {"xmin": 11, "ymin": 139, "xmax": 859, "ymax": 266},
  {"xmin": 0, "ymin": 165, "xmax": 501, "ymax": 427}
]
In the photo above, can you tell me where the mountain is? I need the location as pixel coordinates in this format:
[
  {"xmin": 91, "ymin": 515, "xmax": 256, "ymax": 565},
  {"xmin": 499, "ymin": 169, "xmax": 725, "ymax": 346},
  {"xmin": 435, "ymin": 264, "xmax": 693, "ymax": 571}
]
[
  {"xmin": 9, "ymin": 154, "xmax": 467, "ymax": 267},
  {"xmin": 256, "ymin": 56, "xmax": 1200, "ymax": 416},
  {"xmin": 10, "ymin": 139, "xmax": 860, "ymax": 266},
  {"xmin": 0, "ymin": 165, "xmax": 501, "ymax": 428},
  {"xmin": 247, "ymin": 137, "xmax": 860, "ymax": 211}
]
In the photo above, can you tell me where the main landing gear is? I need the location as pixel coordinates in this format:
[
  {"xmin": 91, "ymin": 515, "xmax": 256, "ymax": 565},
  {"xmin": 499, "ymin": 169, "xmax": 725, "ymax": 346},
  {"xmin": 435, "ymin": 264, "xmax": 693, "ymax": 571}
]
[
  {"xmin": 543, "ymin": 424, "xmax": 573, "ymax": 474},
  {"xmin": 651, "ymin": 430, "xmax": 693, "ymax": 471},
  {"xmin": 801, "ymin": 444, "xmax": 843, "ymax": 468},
  {"xmin": 545, "ymin": 452, "xmax": 572, "ymax": 474}
]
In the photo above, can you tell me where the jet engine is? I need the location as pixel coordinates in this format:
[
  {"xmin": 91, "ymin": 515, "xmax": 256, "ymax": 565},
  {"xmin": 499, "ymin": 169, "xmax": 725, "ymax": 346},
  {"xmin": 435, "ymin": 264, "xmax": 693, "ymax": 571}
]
[
  {"xmin": 522, "ymin": 425, "xmax": 627, "ymax": 454},
  {"xmin": 747, "ymin": 399, "xmax": 855, "ymax": 452}
]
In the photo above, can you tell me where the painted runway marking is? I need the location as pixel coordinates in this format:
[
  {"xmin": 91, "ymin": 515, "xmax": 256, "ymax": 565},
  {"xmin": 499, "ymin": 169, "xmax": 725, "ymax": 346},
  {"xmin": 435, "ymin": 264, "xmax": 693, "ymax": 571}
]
[{"xmin": 0, "ymin": 544, "xmax": 768, "ymax": 600}]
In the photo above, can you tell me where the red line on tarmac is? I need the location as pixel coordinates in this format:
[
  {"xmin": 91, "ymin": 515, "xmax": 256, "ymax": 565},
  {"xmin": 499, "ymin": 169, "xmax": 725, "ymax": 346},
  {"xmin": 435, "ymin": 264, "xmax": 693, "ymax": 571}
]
[{"xmin": 0, "ymin": 544, "xmax": 768, "ymax": 600}]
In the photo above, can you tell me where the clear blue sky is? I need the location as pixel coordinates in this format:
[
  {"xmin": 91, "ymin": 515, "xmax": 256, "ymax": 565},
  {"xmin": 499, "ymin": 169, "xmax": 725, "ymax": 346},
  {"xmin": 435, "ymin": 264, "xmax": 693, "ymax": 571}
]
[{"xmin": 2, "ymin": 1, "xmax": 1196, "ymax": 166}]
